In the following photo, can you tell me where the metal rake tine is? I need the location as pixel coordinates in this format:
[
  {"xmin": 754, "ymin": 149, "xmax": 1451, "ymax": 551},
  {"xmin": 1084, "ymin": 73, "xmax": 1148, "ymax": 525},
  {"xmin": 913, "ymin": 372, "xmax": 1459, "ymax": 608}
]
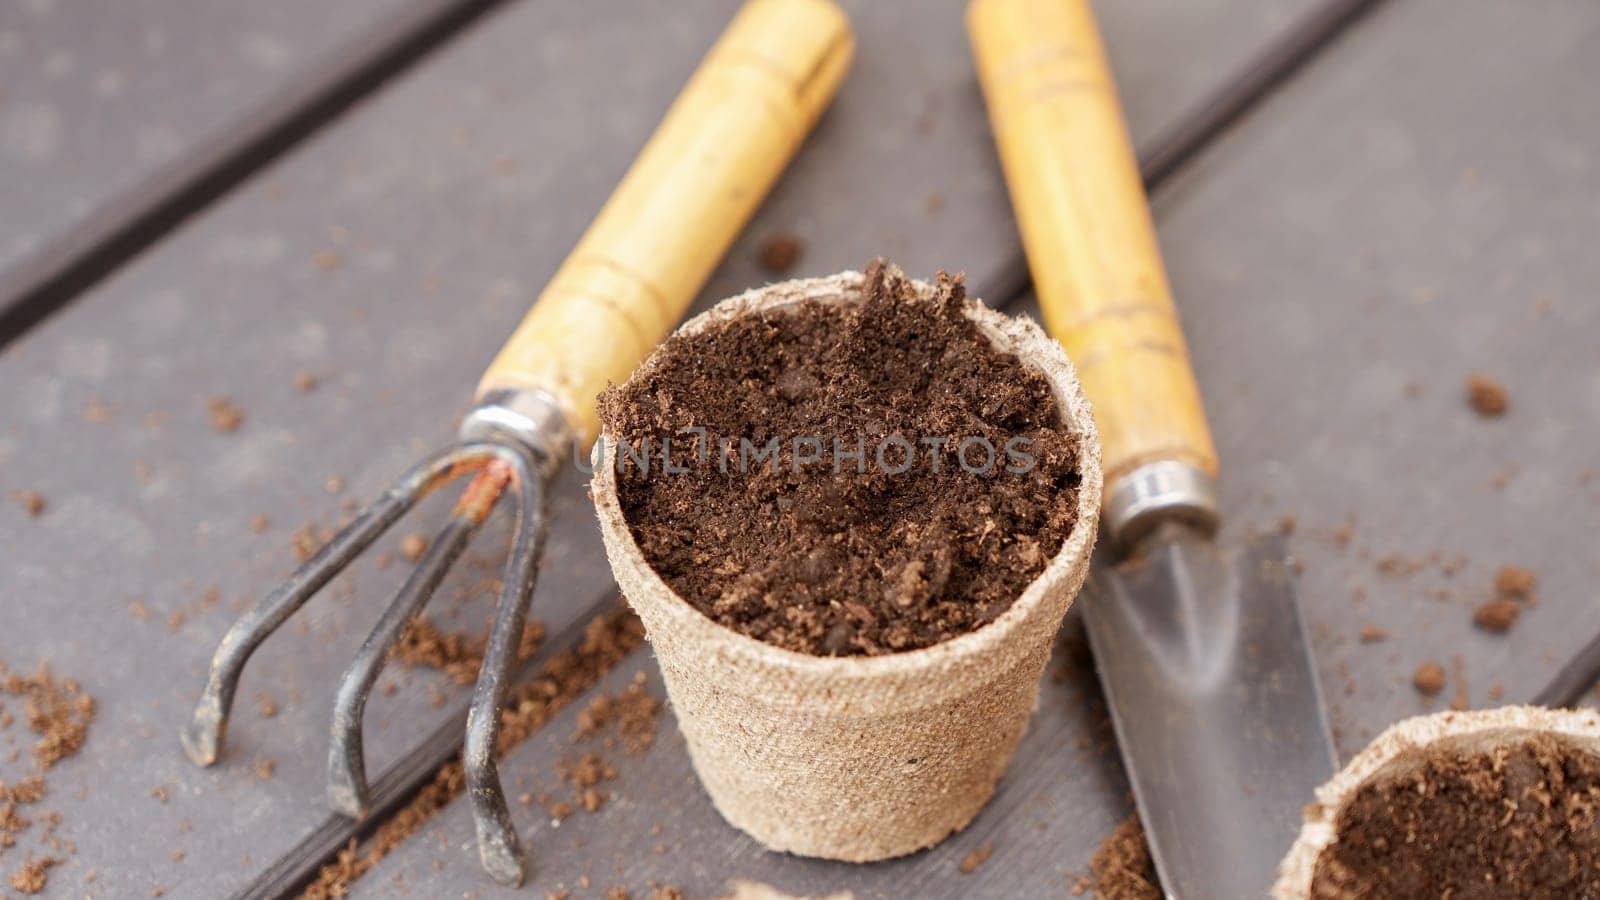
[
  {"xmin": 327, "ymin": 511, "xmax": 482, "ymax": 816},
  {"xmin": 465, "ymin": 447, "xmax": 548, "ymax": 887},
  {"xmin": 181, "ymin": 443, "xmax": 488, "ymax": 768}
]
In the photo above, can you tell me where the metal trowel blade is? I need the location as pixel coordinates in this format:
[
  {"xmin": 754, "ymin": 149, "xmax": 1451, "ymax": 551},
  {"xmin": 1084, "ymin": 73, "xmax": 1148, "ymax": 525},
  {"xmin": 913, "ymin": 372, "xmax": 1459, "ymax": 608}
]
[{"xmin": 1081, "ymin": 525, "xmax": 1336, "ymax": 899}]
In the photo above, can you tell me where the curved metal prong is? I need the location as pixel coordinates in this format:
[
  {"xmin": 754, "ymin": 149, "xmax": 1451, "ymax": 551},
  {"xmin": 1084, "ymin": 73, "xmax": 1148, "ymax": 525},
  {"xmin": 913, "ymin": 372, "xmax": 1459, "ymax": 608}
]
[
  {"xmin": 465, "ymin": 446, "xmax": 547, "ymax": 886},
  {"xmin": 326, "ymin": 515, "xmax": 479, "ymax": 817},
  {"xmin": 181, "ymin": 443, "xmax": 488, "ymax": 768}
]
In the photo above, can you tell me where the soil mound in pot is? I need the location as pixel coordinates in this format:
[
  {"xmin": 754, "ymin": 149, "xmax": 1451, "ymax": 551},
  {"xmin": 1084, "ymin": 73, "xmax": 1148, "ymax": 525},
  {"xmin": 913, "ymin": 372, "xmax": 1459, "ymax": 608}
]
[
  {"xmin": 1311, "ymin": 729, "xmax": 1600, "ymax": 899},
  {"xmin": 597, "ymin": 260, "xmax": 1082, "ymax": 656}
]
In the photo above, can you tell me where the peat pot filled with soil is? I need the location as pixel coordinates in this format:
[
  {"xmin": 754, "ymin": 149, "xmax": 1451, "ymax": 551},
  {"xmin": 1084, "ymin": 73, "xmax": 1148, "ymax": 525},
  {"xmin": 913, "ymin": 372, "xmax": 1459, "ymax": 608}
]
[
  {"xmin": 1275, "ymin": 706, "xmax": 1600, "ymax": 899},
  {"xmin": 591, "ymin": 263, "xmax": 1101, "ymax": 860}
]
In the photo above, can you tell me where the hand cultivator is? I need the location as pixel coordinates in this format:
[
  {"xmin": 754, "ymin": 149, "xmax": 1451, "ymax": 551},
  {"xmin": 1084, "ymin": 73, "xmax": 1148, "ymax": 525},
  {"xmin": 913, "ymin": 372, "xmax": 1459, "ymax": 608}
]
[{"xmin": 179, "ymin": 0, "xmax": 853, "ymax": 884}]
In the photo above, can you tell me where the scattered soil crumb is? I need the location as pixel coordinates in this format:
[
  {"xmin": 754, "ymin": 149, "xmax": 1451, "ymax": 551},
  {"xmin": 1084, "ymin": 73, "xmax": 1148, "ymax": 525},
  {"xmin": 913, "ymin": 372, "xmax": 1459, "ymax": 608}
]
[
  {"xmin": 1488, "ymin": 681, "xmax": 1505, "ymax": 701},
  {"xmin": 312, "ymin": 249, "xmax": 343, "ymax": 271},
  {"xmin": 294, "ymin": 371, "xmax": 319, "ymax": 392},
  {"xmin": 1473, "ymin": 565, "xmax": 1537, "ymax": 633},
  {"xmin": 1311, "ymin": 731, "xmax": 1600, "ymax": 897},
  {"xmin": 253, "ymin": 759, "xmax": 276, "ymax": 780},
  {"xmin": 1473, "ymin": 598, "xmax": 1521, "ymax": 633},
  {"xmin": 1358, "ymin": 626, "xmax": 1388, "ymax": 644},
  {"xmin": 323, "ymin": 476, "xmax": 345, "ymax": 495},
  {"xmin": 652, "ymin": 887, "xmax": 685, "ymax": 900},
  {"xmin": 1495, "ymin": 565, "xmax": 1537, "ymax": 600},
  {"xmin": 398, "ymin": 532, "xmax": 429, "ymax": 562},
  {"xmin": 299, "ymin": 610, "xmax": 644, "ymax": 900},
  {"xmin": 249, "ymin": 514, "xmax": 271, "ymax": 533},
  {"xmin": 1, "ymin": 662, "xmax": 95, "ymax": 768},
  {"xmin": 82, "ymin": 398, "xmax": 114, "ymax": 422},
  {"xmin": 1465, "ymin": 373, "xmax": 1509, "ymax": 417},
  {"xmin": 1090, "ymin": 815, "xmax": 1160, "ymax": 899},
  {"xmin": 9, "ymin": 856, "xmax": 57, "ymax": 894},
  {"xmin": 601, "ymin": 261, "xmax": 1082, "ymax": 656},
  {"xmin": 1375, "ymin": 554, "xmax": 1423, "ymax": 579},
  {"xmin": 757, "ymin": 234, "xmax": 804, "ymax": 274},
  {"xmin": 391, "ymin": 616, "xmax": 545, "ymax": 685},
  {"xmin": 206, "ymin": 396, "xmax": 245, "ymax": 433},
  {"xmin": 558, "ymin": 752, "xmax": 617, "ymax": 813},
  {"xmin": 14, "ymin": 490, "xmax": 46, "ymax": 517},
  {"xmin": 1278, "ymin": 515, "xmax": 1297, "ymax": 536},
  {"xmin": 291, "ymin": 522, "xmax": 334, "ymax": 562},
  {"xmin": 958, "ymin": 841, "xmax": 994, "ymax": 874},
  {"xmin": 1412, "ymin": 661, "xmax": 1446, "ymax": 697},
  {"xmin": 256, "ymin": 691, "xmax": 278, "ymax": 718},
  {"xmin": 1448, "ymin": 656, "xmax": 1469, "ymax": 711},
  {"xmin": 4, "ymin": 775, "xmax": 47, "ymax": 805},
  {"xmin": 572, "ymin": 673, "xmax": 662, "ymax": 754},
  {"xmin": 604, "ymin": 888, "xmax": 629, "ymax": 900}
]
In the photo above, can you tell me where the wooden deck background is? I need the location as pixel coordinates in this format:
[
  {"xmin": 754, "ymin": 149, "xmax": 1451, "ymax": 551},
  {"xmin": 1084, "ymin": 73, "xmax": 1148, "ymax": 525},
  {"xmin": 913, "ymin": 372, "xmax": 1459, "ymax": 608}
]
[{"xmin": 1, "ymin": 0, "xmax": 1596, "ymax": 896}]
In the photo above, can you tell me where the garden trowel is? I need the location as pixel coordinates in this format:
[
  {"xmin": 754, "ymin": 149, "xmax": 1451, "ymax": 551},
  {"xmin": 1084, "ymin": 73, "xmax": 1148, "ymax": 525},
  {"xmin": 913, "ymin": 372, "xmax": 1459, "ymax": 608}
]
[{"xmin": 969, "ymin": 0, "xmax": 1337, "ymax": 896}]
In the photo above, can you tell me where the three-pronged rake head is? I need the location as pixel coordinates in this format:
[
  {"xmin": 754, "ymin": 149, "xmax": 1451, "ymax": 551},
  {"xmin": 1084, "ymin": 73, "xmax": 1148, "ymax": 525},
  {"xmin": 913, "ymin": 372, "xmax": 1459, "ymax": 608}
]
[{"xmin": 181, "ymin": 437, "xmax": 549, "ymax": 886}]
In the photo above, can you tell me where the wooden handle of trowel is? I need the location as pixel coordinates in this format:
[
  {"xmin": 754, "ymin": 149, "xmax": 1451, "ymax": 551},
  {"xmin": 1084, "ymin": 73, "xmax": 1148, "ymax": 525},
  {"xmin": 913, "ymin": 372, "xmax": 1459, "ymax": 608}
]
[
  {"xmin": 476, "ymin": 0, "xmax": 853, "ymax": 446},
  {"xmin": 967, "ymin": 0, "xmax": 1218, "ymax": 496}
]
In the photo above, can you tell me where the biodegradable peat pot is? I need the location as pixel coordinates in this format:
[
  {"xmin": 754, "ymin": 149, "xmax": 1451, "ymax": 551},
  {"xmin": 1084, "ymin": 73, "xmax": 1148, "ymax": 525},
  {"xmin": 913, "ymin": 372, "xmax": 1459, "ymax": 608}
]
[
  {"xmin": 1274, "ymin": 706, "xmax": 1600, "ymax": 899},
  {"xmin": 592, "ymin": 270, "xmax": 1102, "ymax": 861}
]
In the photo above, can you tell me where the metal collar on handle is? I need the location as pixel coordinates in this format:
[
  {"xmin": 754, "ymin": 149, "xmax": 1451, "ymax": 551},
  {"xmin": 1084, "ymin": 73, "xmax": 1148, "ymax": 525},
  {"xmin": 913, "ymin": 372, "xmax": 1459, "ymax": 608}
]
[{"xmin": 1104, "ymin": 459, "xmax": 1220, "ymax": 547}]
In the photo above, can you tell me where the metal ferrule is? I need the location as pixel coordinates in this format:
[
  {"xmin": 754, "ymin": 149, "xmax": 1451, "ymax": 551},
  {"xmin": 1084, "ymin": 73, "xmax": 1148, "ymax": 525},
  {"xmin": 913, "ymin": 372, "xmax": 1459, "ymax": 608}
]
[
  {"xmin": 459, "ymin": 387, "xmax": 574, "ymax": 480},
  {"xmin": 1104, "ymin": 460, "xmax": 1220, "ymax": 547}
]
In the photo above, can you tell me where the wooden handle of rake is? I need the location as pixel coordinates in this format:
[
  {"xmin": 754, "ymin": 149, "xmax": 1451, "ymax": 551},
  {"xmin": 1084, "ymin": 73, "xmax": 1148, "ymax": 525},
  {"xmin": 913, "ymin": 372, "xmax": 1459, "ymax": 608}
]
[
  {"xmin": 476, "ymin": 0, "xmax": 853, "ymax": 447},
  {"xmin": 967, "ymin": 0, "xmax": 1218, "ymax": 493}
]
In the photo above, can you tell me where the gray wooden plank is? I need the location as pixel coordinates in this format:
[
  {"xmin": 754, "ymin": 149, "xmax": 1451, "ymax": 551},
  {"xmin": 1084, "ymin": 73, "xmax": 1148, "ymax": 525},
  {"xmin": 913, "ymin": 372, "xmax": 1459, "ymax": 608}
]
[
  {"xmin": 0, "ymin": 0, "xmax": 1327, "ymax": 896},
  {"xmin": 1137, "ymin": 0, "xmax": 1600, "ymax": 758},
  {"xmin": 359, "ymin": 616, "xmax": 1127, "ymax": 899},
  {"xmin": 361, "ymin": 0, "xmax": 1600, "ymax": 895},
  {"xmin": 0, "ymin": 0, "xmax": 426, "ymax": 279}
]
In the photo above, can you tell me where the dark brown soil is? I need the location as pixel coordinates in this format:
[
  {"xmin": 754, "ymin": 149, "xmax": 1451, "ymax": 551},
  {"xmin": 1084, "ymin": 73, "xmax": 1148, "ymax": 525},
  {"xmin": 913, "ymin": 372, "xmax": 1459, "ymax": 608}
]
[
  {"xmin": 1413, "ymin": 661, "xmax": 1447, "ymax": 696},
  {"xmin": 1472, "ymin": 564, "xmax": 1537, "ymax": 634},
  {"xmin": 390, "ymin": 615, "xmax": 546, "ymax": 685},
  {"xmin": 398, "ymin": 532, "xmax": 428, "ymax": 562},
  {"xmin": 1465, "ymin": 374, "xmax": 1509, "ymax": 417},
  {"xmin": 2, "ymin": 662, "xmax": 95, "ymax": 769},
  {"xmin": 8, "ymin": 856, "xmax": 56, "ymax": 895},
  {"xmin": 0, "ymin": 661, "xmax": 94, "ymax": 896},
  {"xmin": 1496, "ymin": 565, "xmax": 1537, "ymax": 599},
  {"xmin": 13, "ymin": 490, "xmax": 45, "ymax": 517},
  {"xmin": 600, "ymin": 261, "xmax": 1082, "ymax": 656},
  {"xmin": 557, "ymin": 752, "xmax": 617, "ymax": 813},
  {"xmin": 1310, "ymin": 731, "xmax": 1600, "ymax": 899},
  {"xmin": 573, "ymin": 673, "xmax": 662, "ymax": 754},
  {"xmin": 958, "ymin": 842, "xmax": 994, "ymax": 874},
  {"xmin": 206, "ymin": 396, "xmax": 244, "ymax": 433},
  {"xmin": 757, "ymin": 234, "xmax": 804, "ymax": 274},
  {"xmin": 1090, "ymin": 815, "xmax": 1160, "ymax": 899},
  {"xmin": 1473, "ymin": 598, "xmax": 1521, "ymax": 633}
]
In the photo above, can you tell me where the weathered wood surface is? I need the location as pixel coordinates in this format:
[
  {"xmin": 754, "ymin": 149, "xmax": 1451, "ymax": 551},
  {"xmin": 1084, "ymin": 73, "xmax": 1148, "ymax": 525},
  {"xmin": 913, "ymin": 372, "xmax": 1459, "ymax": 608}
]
[
  {"xmin": 0, "ymin": 0, "xmax": 434, "ymax": 291},
  {"xmin": 9, "ymin": 0, "xmax": 1595, "ymax": 897},
  {"xmin": 358, "ymin": 0, "xmax": 1600, "ymax": 895}
]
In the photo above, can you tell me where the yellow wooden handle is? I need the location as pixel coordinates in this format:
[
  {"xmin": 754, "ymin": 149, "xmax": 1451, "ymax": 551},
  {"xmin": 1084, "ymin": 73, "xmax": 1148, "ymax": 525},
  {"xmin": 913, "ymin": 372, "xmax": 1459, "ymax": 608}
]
[
  {"xmin": 477, "ymin": 0, "xmax": 853, "ymax": 446},
  {"xmin": 967, "ymin": 0, "xmax": 1218, "ymax": 491}
]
